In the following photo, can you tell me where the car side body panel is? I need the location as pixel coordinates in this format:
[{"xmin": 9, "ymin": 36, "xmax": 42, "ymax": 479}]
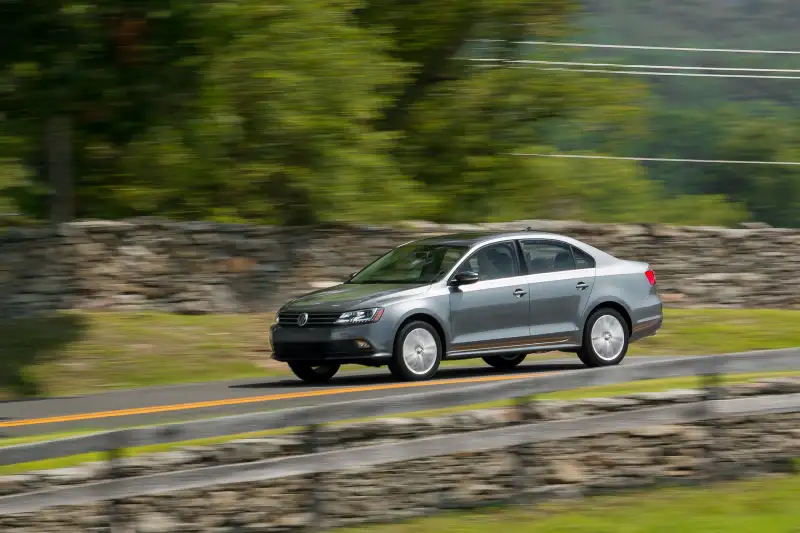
[
  {"xmin": 580, "ymin": 257, "xmax": 662, "ymax": 339},
  {"xmin": 526, "ymin": 268, "xmax": 597, "ymax": 345}
]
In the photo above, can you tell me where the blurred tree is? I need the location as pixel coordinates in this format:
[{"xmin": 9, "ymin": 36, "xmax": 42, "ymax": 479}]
[
  {"xmin": 120, "ymin": 0, "xmax": 426, "ymax": 224},
  {"xmin": 357, "ymin": 0, "xmax": 665, "ymax": 223},
  {"xmin": 356, "ymin": 0, "xmax": 578, "ymax": 130},
  {"xmin": 0, "ymin": 0, "xmax": 776, "ymax": 227},
  {"xmin": 481, "ymin": 146, "xmax": 748, "ymax": 226},
  {"xmin": 579, "ymin": 0, "xmax": 800, "ymax": 107},
  {"xmin": 705, "ymin": 113, "xmax": 800, "ymax": 227},
  {"xmin": 0, "ymin": 0, "xmax": 208, "ymax": 220},
  {"xmin": 568, "ymin": 0, "xmax": 800, "ymax": 227}
]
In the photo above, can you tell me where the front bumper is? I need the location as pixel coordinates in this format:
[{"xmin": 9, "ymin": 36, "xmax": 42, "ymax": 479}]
[{"xmin": 270, "ymin": 323, "xmax": 392, "ymax": 364}]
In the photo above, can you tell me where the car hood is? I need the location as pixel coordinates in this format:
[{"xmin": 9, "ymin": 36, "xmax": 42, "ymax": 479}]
[{"xmin": 282, "ymin": 283, "xmax": 430, "ymax": 313}]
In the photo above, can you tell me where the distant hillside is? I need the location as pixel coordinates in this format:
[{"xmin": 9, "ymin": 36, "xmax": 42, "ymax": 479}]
[
  {"xmin": 530, "ymin": 0, "xmax": 800, "ymax": 228},
  {"xmin": 575, "ymin": 0, "xmax": 800, "ymax": 107}
]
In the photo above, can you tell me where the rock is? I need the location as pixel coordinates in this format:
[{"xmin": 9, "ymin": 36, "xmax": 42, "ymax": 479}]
[
  {"xmin": 273, "ymin": 513, "xmax": 314, "ymax": 528},
  {"xmin": 118, "ymin": 245, "xmax": 152, "ymax": 258},
  {"xmin": 628, "ymin": 425, "xmax": 683, "ymax": 438},
  {"xmin": 67, "ymin": 220, "xmax": 135, "ymax": 231},
  {"xmin": 739, "ymin": 222, "xmax": 772, "ymax": 229},
  {"xmin": 0, "ymin": 475, "xmax": 36, "ymax": 496},
  {"xmin": 173, "ymin": 300, "xmax": 212, "ymax": 315},
  {"xmin": 135, "ymin": 512, "xmax": 180, "ymax": 533},
  {"xmin": 37, "ymin": 465, "xmax": 98, "ymax": 485},
  {"xmin": 576, "ymin": 396, "xmax": 641, "ymax": 412},
  {"xmin": 547, "ymin": 460, "xmax": 586, "ymax": 484},
  {"xmin": 660, "ymin": 292, "xmax": 687, "ymax": 303},
  {"xmin": 149, "ymin": 450, "xmax": 200, "ymax": 468},
  {"xmin": 753, "ymin": 377, "xmax": 800, "ymax": 394},
  {"xmin": 1, "ymin": 219, "xmax": 799, "ymax": 315},
  {"xmin": 625, "ymin": 391, "xmax": 701, "ymax": 405},
  {"xmin": 526, "ymin": 400, "xmax": 571, "ymax": 420}
]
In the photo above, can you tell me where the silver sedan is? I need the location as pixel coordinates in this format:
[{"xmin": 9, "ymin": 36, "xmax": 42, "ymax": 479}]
[{"xmin": 271, "ymin": 230, "xmax": 663, "ymax": 383}]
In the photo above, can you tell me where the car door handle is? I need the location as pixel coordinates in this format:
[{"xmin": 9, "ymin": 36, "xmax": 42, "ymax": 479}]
[
  {"xmin": 576, "ymin": 282, "xmax": 588, "ymax": 290},
  {"xmin": 513, "ymin": 288, "xmax": 527, "ymax": 298}
]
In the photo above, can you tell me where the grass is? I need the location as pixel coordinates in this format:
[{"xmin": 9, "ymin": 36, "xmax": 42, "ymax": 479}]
[
  {"xmin": 627, "ymin": 308, "xmax": 800, "ymax": 356},
  {"xmin": 0, "ymin": 311, "xmax": 274, "ymax": 399},
  {"xmin": 2, "ymin": 370, "xmax": 797, "ymax": 475},
  {"xmin": 1, "ymin": 307, "xmax": 798, "ymax": 399},
  {"xmin": 334, "ymin": 475, "xmax": 800, "ymax": 533}
]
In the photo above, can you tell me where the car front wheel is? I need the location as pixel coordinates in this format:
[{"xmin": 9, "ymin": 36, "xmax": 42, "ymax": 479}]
[
  {"xmin": 389, "ymin": 321, "xmax": 442, "ymax": 381},
  {"xmin": 578, "ymin": 308, "xmax": 629, "ymax": 367},
  {"xmin": 288, "ymin": 362, "xmax": 341, "ymax": 384}
]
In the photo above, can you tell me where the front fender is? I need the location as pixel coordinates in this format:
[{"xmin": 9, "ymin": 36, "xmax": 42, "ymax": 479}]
[{"xmin": 389, "ymin": 305, "xmax": 452, "ymax": 350}]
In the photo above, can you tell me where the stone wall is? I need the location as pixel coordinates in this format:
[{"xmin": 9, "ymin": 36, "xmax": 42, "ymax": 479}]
[
  {"xmin": 0, "ymin": 218, "xmax": 799, "ymax": 316},
  {"xmin": 1, "ymin": 378, "xmax": 798, "ymax": 532}
]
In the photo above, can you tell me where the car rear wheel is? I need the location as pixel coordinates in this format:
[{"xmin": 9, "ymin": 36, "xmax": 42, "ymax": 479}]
[
  {"xmin": 577, "ymin": 308, "xmax": 629, "ymax": 367},
  {"xmin": 482, "ymin": 353, "xmax": 527, "ymax": 370},
  {"xmin": 287, "ymin": 362, "xmax": 341, "ymax": 384},
  {"xmin": 389, "ymin": 321, "xmax": 442, "ymax": 381}
]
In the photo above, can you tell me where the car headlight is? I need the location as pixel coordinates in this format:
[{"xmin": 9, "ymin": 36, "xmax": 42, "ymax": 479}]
[{"xmin": 335, "ymin": 308, "xmax": 384, "ymax": 325}]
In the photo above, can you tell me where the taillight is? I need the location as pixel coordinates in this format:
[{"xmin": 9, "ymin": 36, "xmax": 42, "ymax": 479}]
[{"xmin": 645, "ymin": 268, "xmax": 656, "ymax": 286}]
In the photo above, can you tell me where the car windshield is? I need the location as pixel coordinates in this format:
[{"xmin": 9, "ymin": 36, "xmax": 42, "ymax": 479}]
[{"xmin": 349, "ymin": 244, "xmax": 468, "ymax": 284}]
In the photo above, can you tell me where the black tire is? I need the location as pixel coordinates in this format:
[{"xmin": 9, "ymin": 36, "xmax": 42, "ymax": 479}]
[
  {"xmin": 577, "ymin": 307, "xmax": 629, "ymax": 367},
  {"xmin": 482, "ymin": 353, "xmax": 527, "ymax": 370},
  {"xmin": 287, "ymin": 362, "xmax": 340, "ymax": 384},
  {"xmin": 388, "ymin": 320, "xmax": 443, "ymax": 381}
]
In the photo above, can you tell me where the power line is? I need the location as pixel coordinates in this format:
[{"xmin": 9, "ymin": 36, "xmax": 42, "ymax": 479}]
[
  {"xmin": 527, "ymin": 66, "xmax": 800, "ymax": 80},
  {"xmin": 467, "ymin": 42, "xmax": 800, "ymax": 166},
  {"xmin": 474, "ymin": 39, "xmax": 800, "ymax": 55},
  {"xmin": 512, "ymin": 153, "xmax": 800, "ymax": 166},
  {"xmin": 467, "ymin": 61, "xmax": 800, "ymax": 79},
  {"xmin": 469, "ymin": 58, "xmax": 800, "ymax": 74}
]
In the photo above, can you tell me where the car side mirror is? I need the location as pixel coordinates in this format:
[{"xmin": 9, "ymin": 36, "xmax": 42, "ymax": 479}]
[{"xmin": 449, "ymin": 270, "xmax": 480, "ymax": 286}]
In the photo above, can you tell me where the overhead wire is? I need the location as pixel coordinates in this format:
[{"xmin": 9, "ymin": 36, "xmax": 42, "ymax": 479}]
[
  {"xmin": 465, "ymin": 40, "xmax": 800, "ymax": 165},
  {"xmin": 469, "ymin": 57, "xmax": 800, "ymax": 73},
  {"xmin": 472, "ymin": 39, "xmax": 800, "ymax": 55},
  {"xmin": 511, "ymin": 153, "xmax": 800, "ymax": 166}
]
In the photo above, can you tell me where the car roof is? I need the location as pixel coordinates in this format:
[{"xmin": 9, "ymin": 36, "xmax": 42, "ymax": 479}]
[
  {"xmin": 414, "ymin": 231, "xmax": 576, "ymax": 247},
  {"xmin": 406, "ymin": 230, "xmax": 620, "ymax": 266}
]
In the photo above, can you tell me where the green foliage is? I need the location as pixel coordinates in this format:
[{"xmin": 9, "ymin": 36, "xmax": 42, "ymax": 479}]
[
  {"xmin": 102, "ymin": 0, "xmax": 428, "ymax": 224},
  {"xmin": 495, "ymin": 149, "xmax": 748, "ymax": 226},
  {"xmin": 0, "ymin": 0, "xmax": 794, "ymax": 227},
  {"xmin": 396, "ymin": 65, "xmax": 650, "ymax": 223},
  {"xmin": 570, "ymin": 0, "xmax": 800, "ymax": 227}
]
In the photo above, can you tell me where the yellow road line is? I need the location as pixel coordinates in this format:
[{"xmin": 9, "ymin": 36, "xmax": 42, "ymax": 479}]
[{"xmin": 1, "ymin": 372, "xmax": 556, "ymax": 429}]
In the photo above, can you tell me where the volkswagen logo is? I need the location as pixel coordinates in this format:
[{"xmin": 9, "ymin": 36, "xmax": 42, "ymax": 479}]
[{"xmin": 297, "ymin": 313, "xmax": 308, "ymax": 327}]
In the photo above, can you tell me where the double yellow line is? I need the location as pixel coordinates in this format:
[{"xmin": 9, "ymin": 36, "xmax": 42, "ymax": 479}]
[{"xmin": 1, "ymin": 371, "xmax": 555, "ymax": 429}]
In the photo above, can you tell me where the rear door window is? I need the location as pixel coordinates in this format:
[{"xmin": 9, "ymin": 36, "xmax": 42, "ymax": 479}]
[
  {"xmin": 571, "ymin": 246, "xmax": 596, "ymax": 269},
  {"xmin": 520, "ymin": 240, "xmax": 576, "ymax": 274}
]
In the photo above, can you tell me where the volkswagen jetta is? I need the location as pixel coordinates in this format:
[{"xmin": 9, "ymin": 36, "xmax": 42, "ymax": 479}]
[{"xmin": 270, "ymin": 230, "xmax": 662, "ymax": 383}]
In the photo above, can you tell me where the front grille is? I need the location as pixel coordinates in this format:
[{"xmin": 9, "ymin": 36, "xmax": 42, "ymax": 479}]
[
  {"xmin": 274, "ymin": 342, "xmax": 331, "ymax": 359},
  {"xmin": 273, "ymin": 341, "xmax": 363, "ymax": 360},
  {"xmin": 278, "ymin": 311, "xmax": 341, "ymax": 327}
]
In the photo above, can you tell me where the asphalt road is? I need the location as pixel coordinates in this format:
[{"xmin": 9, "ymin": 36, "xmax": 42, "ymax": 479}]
[{"xmin": 0, "ymin": 356, "xmax": 680, "ymax": 439}]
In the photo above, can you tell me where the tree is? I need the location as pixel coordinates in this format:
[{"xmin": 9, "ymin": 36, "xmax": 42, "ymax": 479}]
[
  {"xmin": 707, "ymin": 112, "xmax": 800, "ymax": 227},
  {"xmin": 0, "ymin": 0, "xmax": 770, "ymax": 227},
  {"xmin": 112, "ymin": 0, "xmax": 433, "ymax": 224},
  {"xmin": 0, "ymin": 0, "xmax": 210, "ymax": 220}
]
